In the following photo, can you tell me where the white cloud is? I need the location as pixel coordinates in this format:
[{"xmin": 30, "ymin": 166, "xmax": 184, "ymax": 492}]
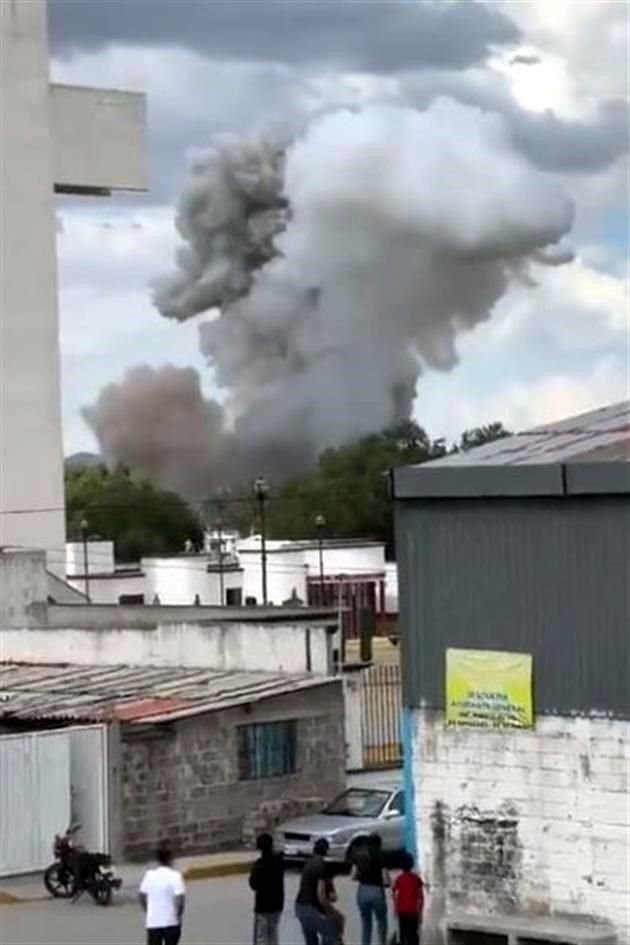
[
  {"xmin": 414, "ymin": 254, "xmax": 629, "ymax": 442},
  {"xmin": 499, "ymin": 0, "xmax": 629, "ymax": 109}
]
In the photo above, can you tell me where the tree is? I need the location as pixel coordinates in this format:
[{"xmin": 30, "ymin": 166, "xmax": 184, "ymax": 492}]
[
  {"xmin": 266, "ymin": 421, "xmax": 448, "ymax": 556},
  {"xmin": 266, "ymin": 419, "xmax": 511, "ymax": 556},
  {"xmin": 65, "ymin": 465, "xmax": 204, "ymax": 562},
  {"xmin": 457, "ymin": 422, "xmax": 511, "ymax": 452}
]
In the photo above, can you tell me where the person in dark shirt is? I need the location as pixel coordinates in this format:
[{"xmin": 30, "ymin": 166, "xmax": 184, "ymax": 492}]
[
  {"xmin": 249, "ymin": 833, "xmax": 285, "ymax": 945},
  {"xmin": 295, "ymin": 839, "xmax": 338, "ymax": 945},
  {"xmin": 392, "ymin": 852, "xmax": 424, "ymax": 945},
  {"xmin": 351, "ymin": 834, "xmax": 389, "ymax": 945}
]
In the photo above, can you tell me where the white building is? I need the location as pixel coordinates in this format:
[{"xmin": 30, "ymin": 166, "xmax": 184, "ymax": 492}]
[
  {"xmin": 66, "ymin": 539, "xmax": 146, "ymax": 604},
  {"xmin": 65, "ymin": 534, "xmax": 395, "ymax": 616},
  {"xmin": 0, "ymin": 0, "xmax": 146, "ymax": 571},
  {"xmin": 65, "ymin": 539, "xmax": 243, "ymax": 606},
  {"xmin": 238, "ymin": 536, "xmax": 387, "ymax": 606},
  {"xmin": 142, "ymin": 555, "xmax": 243, "ymax": 606}
]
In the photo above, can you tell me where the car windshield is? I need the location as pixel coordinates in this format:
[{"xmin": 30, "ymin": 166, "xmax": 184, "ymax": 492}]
[{"xmin": 323, "ymin": 788, "xmax": 390, "ymax": 818}]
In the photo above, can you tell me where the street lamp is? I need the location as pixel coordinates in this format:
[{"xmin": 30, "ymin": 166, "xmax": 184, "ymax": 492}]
[
  {"xmin": 80, "ymin": 517, "xmax": 90, "ymax": 603},
  {"xmin": 254, "ymin": 477, "xmax": 270, "ymax": 605},
  {"xmin": 315, "ymin": 513, "xmax": 326, "ymax": 604}
]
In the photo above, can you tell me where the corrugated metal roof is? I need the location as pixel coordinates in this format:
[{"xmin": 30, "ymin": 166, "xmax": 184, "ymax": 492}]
[
  {"xmin": 0, "ymin": 663, "xmax": 337, "ymax": 725},
  {"xmin": 418, "ymin": 400, "xmax": 630, "ymax": 468}
]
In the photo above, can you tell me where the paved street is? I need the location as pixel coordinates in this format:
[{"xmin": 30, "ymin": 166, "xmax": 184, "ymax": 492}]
[{"xmin": 0, "ymin": 872, "xmax": 388, "ymax": 945}]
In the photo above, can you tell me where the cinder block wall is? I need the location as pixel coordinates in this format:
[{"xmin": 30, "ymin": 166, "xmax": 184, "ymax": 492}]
[
  {"xmin": 121, "ymin": 682, "xmax": 345, "ymax": 860},
  {"xmin": 413, "ymin": 710, "xmax": 630, "ymax": 942}
]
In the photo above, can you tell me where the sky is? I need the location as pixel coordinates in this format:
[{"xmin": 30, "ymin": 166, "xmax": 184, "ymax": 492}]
[{"xmin": 49, "ymin": 0, "xmax": 630, "ymax": 453}]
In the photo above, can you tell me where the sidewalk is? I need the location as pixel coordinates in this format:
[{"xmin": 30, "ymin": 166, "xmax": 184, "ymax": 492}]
[{"xmin": 0, "ymin": 850, "xmax": 255, "ymax": 905}]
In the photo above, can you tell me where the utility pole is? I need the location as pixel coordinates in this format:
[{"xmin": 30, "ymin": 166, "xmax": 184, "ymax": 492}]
[
  {"xmin": 80, "ymin": 517, "xmax": 90, "ymax": 603},
  {"xmin": 254, "ymin": 477, "xmax": 269, "ymax": 605},
  {"xmin": 315, "ymin": 513, "xmax": 326, "ymax": 605}
]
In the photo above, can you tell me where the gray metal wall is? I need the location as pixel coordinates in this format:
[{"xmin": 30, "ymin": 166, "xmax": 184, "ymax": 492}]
[{"xmin": 395, "ymin": 495, "xmax": 630, "ymax": 717}]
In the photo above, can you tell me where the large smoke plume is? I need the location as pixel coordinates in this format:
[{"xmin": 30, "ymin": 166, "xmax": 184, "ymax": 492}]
[{"xmin": 86, "ymin": 99, "xmax": 574, "ymax": 494}]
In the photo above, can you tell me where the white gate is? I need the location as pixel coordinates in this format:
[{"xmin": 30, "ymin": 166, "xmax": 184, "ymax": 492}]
[
  {"xmin": 69, "ymin": 725, "xmax": 109, "ymax": 854},
  {"xmin": 0, "ymin": 731, "xmax": 71, "ymax": 876},
  {"xmin": 0, "ymin": 724, "xmax": 109, "ymax": 876}
]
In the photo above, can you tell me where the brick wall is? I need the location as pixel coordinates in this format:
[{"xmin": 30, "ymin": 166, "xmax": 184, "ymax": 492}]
[
  {"xmin": 413, "ymin": 710, "xmax": 630, "ymax": 942},
  {"xmin": 121, "ymin": 681, "xmax": 345, "ymax": 860}
]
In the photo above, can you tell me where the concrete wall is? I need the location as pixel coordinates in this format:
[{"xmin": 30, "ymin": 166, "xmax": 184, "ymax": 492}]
[
  {"xmin": 413, "ymin": 709, "xmax": 630, "ymax": 943},
  {"xmin": 142, "ymin": 557, "xmax": 243, "ymax": 606},
  {"xmin": 66, "ymin": 540, "xmax": 116, "ymax": 577},
  {"xmin": 50, "ymin": 83, "xmax": 146, "ymax": 193},
  {"xmin": 0, "ymin": 0, "xmax": 65, "ymax": 566},
  {"xmin": 66, "ymin": 572, "xmax": 147, "ymax": 605},
  {"xmin": 1, "ymin": 620, "xmax": 332, "ymax": 675},
  {"xmin": 0, "ymin": 550, "xmax": 48, "ymax": 626},
  {"xmin": 121, "ymin": 681, "xmax": 345, "ymax": 859}
]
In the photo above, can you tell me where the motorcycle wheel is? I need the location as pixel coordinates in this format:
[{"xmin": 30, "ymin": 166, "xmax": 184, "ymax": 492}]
[
  {"xmin": 91, "ymin": 877, "xmax": 112, "ymax": 906},
  {"xmin": 44, "ymin": 863, "xmax": 75, "ymax": 899}
]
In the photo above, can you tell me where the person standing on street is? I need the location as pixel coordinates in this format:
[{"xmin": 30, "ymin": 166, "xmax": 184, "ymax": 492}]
[
  {"xmin": 351, "ymin": 834, "xmax": 389, "ymax": 945},
  {"xmin": 249, "ymin": 833, "xmax": 285, "ymax": 945},
  {"xmin": 392, "ymin": 852, "xmax": 424, "ymax": 945},
  {"xmin": 295, "ymin": 838, "xmax": 339, "ymax": 945},
  {"xmin": 139, "ymin": 844, "xmax": 186, "ymax": 945}
]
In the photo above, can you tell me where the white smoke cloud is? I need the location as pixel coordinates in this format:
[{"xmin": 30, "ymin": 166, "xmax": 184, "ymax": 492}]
[{"xmin": 87, "ymin": 99, "xmax": 575, "ymax": 491}]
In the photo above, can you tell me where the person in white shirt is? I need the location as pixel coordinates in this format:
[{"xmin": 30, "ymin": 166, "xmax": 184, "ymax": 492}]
[{"xmin": 139, "ymin": 844, "xmax": 186, "ymax": 945}]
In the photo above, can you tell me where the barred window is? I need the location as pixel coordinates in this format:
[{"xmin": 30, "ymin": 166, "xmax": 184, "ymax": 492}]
[{"xmin": 237, "ymin": 720, "xmax": 297, "ymax": 780}]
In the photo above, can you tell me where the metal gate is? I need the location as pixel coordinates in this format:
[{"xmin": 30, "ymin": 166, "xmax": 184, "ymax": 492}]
[
  {"xmin": 0, "ymin": 725, "xmax": 109, "ymax": 876},
  {"xmin": 359, "ymin": 664, "xmax": 402, "ymax": 768},
  {"xmin": 69, "ymin": 726, "xmax": 109, "ymax": 854},
  {"xmin": 0, "ymin": 730, "xmax": 71, "ymax": 876}
]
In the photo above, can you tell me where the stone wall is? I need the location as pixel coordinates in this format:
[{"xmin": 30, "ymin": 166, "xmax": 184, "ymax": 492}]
[
  {"xmin": 413, "ymin": 710, "xmax": 630, "ymax": 944},
  {"xmin": 121, "ymin": 681, "xmax": 345, "ymax": 860}
]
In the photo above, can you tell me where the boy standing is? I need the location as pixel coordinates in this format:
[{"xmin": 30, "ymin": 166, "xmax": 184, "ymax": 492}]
[
  {"xmin": 249, "ymin": 833, "xmax": 285, "ymax": 945},
  {"xmin": 139, "ymin": 844, "xmax": 186, "ymax": 945},
  {"xmin": 392, "ymin": 853, "xmax": 424, "ymax": 945}
]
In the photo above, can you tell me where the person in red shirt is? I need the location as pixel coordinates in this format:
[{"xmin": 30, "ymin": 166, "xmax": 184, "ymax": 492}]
[{"xmin": 392, "ymin": 852, "xmax": 424, "ymax": 945}]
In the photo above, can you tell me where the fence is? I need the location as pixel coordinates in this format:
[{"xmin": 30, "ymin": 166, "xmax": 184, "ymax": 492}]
[{"xmin": 358, "ymin": 663, "xmax": 402, "ymax": 769}]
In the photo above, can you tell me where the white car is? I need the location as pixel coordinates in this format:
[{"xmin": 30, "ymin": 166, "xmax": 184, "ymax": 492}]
[{"xmin": 275, "ymin": 784, "xmax": 406, "ymax": 865}]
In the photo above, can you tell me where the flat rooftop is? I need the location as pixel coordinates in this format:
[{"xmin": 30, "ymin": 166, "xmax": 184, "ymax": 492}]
[{"xmin": 42, "ymin": 603, "xmax": 339, "ymax": 630}]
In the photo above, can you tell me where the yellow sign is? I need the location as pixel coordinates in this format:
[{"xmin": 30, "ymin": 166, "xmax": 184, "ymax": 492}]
[{"xmin": 446, "ymin": 648, "xmax": 533, "ymax": 729}]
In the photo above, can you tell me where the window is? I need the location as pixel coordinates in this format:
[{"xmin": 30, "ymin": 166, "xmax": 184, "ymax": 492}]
[
  {"xmin": 237, "ymin": 720, "xmax": 297, "ymax": 780},
  {"xmin": 118, "ymin": 593, "xmax": 145, "ymax": 605},
  {"xmin": 388, "ymin": 791, "xmax": 405, "ymax": 816},
  {"xmin": 225, "ymin": 587, "xmax": 242, "ymax": 606}
]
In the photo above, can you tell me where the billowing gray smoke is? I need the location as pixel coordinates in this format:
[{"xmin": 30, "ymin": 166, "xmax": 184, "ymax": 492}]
[{"xmin": 87, "ymin": 99, "xmax": 575, "ymax": 493}]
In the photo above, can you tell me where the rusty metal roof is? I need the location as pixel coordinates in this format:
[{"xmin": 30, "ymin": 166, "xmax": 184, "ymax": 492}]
[{"xmin": 0, "ymin": 663, "xmax": 338, "ymax": 725}]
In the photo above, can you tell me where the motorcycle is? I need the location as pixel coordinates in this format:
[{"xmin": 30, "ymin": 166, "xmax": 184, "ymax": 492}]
[
  {"xmin": 44, "ymin": 823, "xmax": 81, "ymax": 899},
  {"xmin": 43, "ymin": 824, "xmax": 122, "ymax": 905}
]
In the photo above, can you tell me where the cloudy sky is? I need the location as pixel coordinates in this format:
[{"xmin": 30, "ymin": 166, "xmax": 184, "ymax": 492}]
[{"xmin": 49, "ymin": 0, "xmax": 629, "ymax": 453}]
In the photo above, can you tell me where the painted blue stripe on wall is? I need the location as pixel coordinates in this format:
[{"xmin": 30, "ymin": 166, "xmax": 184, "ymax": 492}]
[{"xmin": 402, "ymin": 707, "xmax": 418, "ymax": 861}]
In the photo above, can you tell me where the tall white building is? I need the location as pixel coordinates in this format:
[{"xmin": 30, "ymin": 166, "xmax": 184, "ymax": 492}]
[{"xmin": 0, "ymin": 0, "xmax": 146, "ymax": 571}]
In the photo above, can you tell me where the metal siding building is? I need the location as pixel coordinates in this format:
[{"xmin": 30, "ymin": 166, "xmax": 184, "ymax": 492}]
[{"xmin": 393, "ymin": 401, "xmax": 630, "ymax": 719}]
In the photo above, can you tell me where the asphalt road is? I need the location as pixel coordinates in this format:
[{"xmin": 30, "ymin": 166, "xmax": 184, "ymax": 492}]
[{"xmin": 0, "ymin": 872, "xmax": 396, "ymax": 945}]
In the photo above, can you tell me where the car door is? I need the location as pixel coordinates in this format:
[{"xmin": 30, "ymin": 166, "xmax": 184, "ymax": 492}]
[{"xmin": 379, "ymin": 790, "xmax": 405, "ymax": 851}]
